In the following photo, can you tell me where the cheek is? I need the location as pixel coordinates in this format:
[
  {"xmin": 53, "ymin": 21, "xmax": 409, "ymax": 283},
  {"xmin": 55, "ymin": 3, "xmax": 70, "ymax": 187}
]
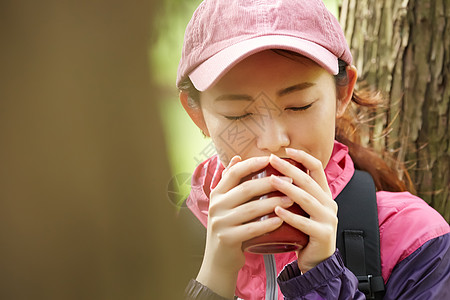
[
  {"xmin": 201, "ymin": 103, "xmax": 258, "ymax": 164},
  {"xmin": 288, "ymin": 106, "xmax": 337, "ymax": 166},
  {"xmin": 212, "ymin": 120, "xmax": 258, "ymax": 160},
  {"xmin": 201, "ymin": 115, "xmax": 252, "ymax": 164},
  {"xmin": 311, "ymin": 113, "xmax": 336, "ymax": 167}
]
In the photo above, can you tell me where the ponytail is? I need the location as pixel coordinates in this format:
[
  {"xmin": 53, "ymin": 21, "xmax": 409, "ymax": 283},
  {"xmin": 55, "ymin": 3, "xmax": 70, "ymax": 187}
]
[{"xmin": 335, "ymin": 66, "xmax": 415, "ymax": 193}]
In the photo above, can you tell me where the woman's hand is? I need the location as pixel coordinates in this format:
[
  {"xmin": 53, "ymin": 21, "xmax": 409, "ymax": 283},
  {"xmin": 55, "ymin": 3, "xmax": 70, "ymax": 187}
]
[
  {"xmin": 196, "ymin": 155, "xmax": 294, "ymax": 298},
  {"xmin": 271, "ymin": 148, "xmax": 338, "ymax": 273}
]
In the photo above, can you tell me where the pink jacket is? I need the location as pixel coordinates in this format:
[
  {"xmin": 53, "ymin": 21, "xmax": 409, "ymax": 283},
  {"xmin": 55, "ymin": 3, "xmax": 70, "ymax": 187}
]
[{"xmin": 186, "ymin": 141, "xmax": 450, "ymax": 299}]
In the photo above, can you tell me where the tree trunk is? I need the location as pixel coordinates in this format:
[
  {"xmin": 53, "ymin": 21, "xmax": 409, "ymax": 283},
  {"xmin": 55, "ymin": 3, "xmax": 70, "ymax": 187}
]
[
  {"xmin": 0, "ymin": 1, "xmax": 188, "ymax": 298},
  {"xmin": 339, "ymin": 0, "xmax": 449, "ymax": 221}
]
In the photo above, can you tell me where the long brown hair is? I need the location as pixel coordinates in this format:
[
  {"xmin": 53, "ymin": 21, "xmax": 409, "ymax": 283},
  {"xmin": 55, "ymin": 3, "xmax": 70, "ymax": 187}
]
[
  {"xmin": 178, "ymin": 51, "xmax": 415, "ymax": 193},
  {"xmin": 335, "ymin": 59, "xmax": 414, "ymax": 193}
]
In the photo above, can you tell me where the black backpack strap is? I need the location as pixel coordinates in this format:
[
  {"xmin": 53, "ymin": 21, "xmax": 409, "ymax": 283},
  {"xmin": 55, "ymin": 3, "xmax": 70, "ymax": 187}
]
[{"xmin": 335, "ymin": 170, "xmax": 385, "ymax": 300}]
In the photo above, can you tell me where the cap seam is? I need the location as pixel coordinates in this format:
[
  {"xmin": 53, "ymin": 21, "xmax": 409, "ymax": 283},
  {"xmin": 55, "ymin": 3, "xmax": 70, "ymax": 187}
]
[
  {"xmin": 192, "ymin": 3, "xmax": 206, "ymax": 54},
  {"xmin": 321, "ymin": 3, "xmax": 336, "ymax": 54}
]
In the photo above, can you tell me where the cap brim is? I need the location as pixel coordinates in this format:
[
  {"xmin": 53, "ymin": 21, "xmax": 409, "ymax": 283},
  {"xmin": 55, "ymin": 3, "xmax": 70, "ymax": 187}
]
[{"xmin": 189, "ymin": 35, "xmax": 338, "ymax": 91}]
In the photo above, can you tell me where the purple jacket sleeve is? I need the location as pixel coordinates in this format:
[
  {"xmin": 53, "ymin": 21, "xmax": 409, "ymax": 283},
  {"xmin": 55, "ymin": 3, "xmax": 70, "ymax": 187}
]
[
  {"xmin": 278, "ymin": 234, "xmax": 450, "ymax": 299},
  {"xmin": 184, "ymin": 279, "xmax": 235, "ymax": 300},
  {"xmin": 383, "ymin": 233, "xmax": 450, "ymax": 299},
  {"xmin": 277, "ymin": 250, "xmax": 365, "ymax": 299}
]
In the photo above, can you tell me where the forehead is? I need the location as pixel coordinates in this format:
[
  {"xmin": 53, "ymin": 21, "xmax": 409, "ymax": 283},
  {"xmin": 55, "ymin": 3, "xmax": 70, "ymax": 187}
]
[{"xmin": 205, "ymin": 50, "xmax": 333, "ymax": 95}]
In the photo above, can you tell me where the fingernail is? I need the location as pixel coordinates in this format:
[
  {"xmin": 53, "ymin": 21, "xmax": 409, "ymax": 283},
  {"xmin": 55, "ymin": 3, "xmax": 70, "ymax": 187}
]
[
  {"xmin": 280, "ymin": 196, "xmax": 293, "ymax": 205},
  {"xmin": 269, "ymin": 154, "xmax": 283, "ymax": 166},
  {"xmin": 227, "ymin": 155, "xmax": 240, "ymax": 167},
  {"xmin": 270, "ymin": 216, "xmax": 282, "ymax": 225},
  {"xmin": 271, "ymin": 175, "xmax": 292, "ymax": 184},
  {"xmin": 286, "ymin": 148, "xmax": 298, "ymax": 154},
  {"xmin": 274, "ymin": 206, "xmax": 286, "ymax": 216},
  {"xmin": 270, "ymin": 174, "xmax": 283, "ymax": 183},
  {"xmin": 256, "ymin": 156, "xmax": 269, "ymax": 162},
  {"xmin": 278, "ymin": 176, "xmax": 293, "ymax": 184}
]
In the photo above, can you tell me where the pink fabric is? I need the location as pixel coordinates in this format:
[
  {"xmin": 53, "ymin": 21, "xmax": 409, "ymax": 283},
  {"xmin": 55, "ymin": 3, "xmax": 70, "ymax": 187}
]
[
  {"xmin": 177, "ymin": 0, "xmax": 352, "ymax": 91},
  {"xmin": 376, "ymin": 191, "xmax": 450, "ymax": 283},
  {"xmin": 187, "ymin": 156, "xmax": 224, "ymax": 228},
  {"xmin": 185, "ymin": 141, "xmax": 450, "ymax": 299}
]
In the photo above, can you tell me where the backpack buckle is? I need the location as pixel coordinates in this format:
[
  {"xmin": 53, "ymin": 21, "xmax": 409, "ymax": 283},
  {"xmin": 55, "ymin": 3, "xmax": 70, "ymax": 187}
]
[{"xmin": 357, "ymin": 274, "xmax": 374, "ymax": 299}]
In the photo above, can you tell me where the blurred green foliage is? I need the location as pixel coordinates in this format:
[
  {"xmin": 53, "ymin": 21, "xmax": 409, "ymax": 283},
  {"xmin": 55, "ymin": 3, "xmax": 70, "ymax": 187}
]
[
  {"xmin": 151, "ymin": 0, "xmax": 203, "ymax": 87},
  {"xmin": 151, "ymin": 0, "xmax": 206, "ymax": 202}
]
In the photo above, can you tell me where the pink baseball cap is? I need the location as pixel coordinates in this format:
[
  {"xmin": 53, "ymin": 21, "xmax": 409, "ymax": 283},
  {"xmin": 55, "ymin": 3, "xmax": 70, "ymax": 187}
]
[{"xmin": 176, "ymin": 0, "xmax": 352, "ymax": 92}]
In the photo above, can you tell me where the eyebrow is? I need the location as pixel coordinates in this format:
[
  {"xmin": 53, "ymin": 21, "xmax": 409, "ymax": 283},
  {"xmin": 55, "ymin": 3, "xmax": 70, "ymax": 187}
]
[
  {"xmin": 214, "ymin": 82, "xmax": 316, "ymax": 101},
  {"xmin": 277, "ymin": 82, "xmax": 316, "ymax": 97},
  {"xmin": 215, "ymin": 94, "xmax": 253, "ymax": 101}
]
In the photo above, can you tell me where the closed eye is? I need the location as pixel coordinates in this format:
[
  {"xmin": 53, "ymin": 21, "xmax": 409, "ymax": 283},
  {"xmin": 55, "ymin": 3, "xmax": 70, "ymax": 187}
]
[
  {"xmin": 224, "ymin": 113, "xmax": 252, "ymax": 120},
  {"xmin": 286, "ymin": 103, "xmax": 313, "ymax": 111}
]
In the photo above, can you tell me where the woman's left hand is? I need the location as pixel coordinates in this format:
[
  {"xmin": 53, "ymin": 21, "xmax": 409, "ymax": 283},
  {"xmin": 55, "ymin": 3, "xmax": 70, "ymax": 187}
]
[{"xmin": 270, "ymin": 148, "xmax": 338, "ymax": 273}]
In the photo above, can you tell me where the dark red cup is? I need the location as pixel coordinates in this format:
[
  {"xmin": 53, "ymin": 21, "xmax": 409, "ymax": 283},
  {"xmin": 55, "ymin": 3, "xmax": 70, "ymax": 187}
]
[{"xmin": 242, "ymin": 158, "xmax": 309, "ymax": 254}]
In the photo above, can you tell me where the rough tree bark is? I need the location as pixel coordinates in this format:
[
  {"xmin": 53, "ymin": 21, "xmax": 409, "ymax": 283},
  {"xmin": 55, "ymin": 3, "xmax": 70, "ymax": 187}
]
[{"xmin": 339, "ymin": 0, "xmax": 449, "ymax": 221}]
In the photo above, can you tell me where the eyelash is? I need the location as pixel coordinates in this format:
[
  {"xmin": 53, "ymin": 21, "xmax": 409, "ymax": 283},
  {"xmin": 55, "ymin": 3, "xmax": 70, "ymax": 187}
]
[
  {"xmin": 286, "ymin": 103, "xmax": 313, "ymax": 112},
  {"xmin": 224, "ymin": 103, "xmax": 313, "ymax": 120},
  {"xmin": 224, "ymin": 113, "xmax": 252, "ymax": 120}
]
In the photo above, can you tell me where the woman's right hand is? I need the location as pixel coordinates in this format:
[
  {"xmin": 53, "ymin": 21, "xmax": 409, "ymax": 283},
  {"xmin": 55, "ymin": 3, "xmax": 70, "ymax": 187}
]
[{"xmin": 196, "ymin": 155, "xmax": 294, "ymax": 298}]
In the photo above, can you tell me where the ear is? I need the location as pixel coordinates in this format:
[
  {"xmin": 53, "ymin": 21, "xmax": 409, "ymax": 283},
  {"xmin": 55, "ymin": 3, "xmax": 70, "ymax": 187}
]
[
  {"xmin": 336, "ymin": 65, "xmax": 358, "ymax": 118},
  {"xmin": 179, "ymin": 91, "xmax": 210, "ymax": 137}
]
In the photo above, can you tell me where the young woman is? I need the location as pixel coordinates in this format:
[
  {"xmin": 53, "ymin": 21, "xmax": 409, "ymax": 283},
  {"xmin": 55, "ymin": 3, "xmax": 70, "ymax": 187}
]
[{"xmin": 176, "ymin": 1, "xmax": 450, "ymax": 299}]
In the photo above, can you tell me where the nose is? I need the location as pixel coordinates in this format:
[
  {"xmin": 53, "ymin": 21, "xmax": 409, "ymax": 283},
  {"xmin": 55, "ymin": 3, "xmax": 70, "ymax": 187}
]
[{"xmin": 255, "ymin": 116, "xmax": 290, "ymax": 153}]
